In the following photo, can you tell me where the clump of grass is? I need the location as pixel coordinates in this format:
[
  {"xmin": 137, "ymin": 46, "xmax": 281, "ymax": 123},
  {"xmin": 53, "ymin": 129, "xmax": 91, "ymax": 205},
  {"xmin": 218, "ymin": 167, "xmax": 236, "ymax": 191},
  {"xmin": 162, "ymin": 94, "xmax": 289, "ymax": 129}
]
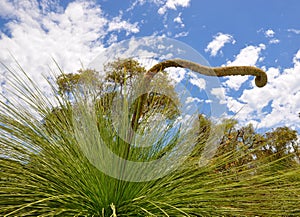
[{"xmin": 0, "ymin": 62, "xmax": 299, "ymax": 216}]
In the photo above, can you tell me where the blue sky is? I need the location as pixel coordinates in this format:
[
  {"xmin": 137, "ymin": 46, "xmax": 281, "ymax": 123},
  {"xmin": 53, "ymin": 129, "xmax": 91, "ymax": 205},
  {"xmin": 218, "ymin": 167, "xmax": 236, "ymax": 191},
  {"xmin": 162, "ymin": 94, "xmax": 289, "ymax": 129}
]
[{"xmin": 0, "ymin": 0, "xmax": 299, "ymax": 133}]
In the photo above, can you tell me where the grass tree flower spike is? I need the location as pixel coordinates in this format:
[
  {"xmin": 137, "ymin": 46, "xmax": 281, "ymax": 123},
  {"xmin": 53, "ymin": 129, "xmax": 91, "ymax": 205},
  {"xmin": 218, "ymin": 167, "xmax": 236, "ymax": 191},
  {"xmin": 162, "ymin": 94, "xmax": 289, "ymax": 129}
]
[{"xmin": 146, "ymin": 59, "xmax": 267, "ymax": 87}]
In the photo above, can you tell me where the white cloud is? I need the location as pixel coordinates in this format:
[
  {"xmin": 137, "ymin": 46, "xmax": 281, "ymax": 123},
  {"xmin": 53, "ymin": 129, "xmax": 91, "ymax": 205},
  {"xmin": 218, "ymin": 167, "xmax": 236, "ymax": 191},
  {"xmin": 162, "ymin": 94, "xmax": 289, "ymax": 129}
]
[
  {"xmin": 173, "ymin": 12, "xmax": 184, "ymax": 27},
  {"xmin": 205, "ymin": 33, "xmax": 235, "ymax": 57},
  {"xmin": 173, "ymin": 17, "xmax": 182, "ymax": 24},
  {"xmin": 295, "ymin": 49, "xmax": 300, "ymax": 60},
  {"xmin": 106, "ymin": 34, "xmax": 118, "ymax": 44},
  {"xmin": 174, "ymin": 31, "xmax": 188, "ymax": 38},
  {"xmin": 167, "ymin": 68, "xmax": 186, "ymax": 84},
  {"xmin": 0, "ymin": 0, "xmax": 16, "ymax": 18},
  {"xmin": 126, "ymin": 0, "xmax": 147, "ymax": 11},
  {"xmin": 223, "ymin": 50, "xmax": 300, "ymax": 131},
  {"xmin": 226, "ymin": 44, "xmax": 266, "ymax": 66},
  {"xmin": 224, "ymin": 44, "xmax": 266, "ymax": 90},
  {"xmin": 108, "ymin": 15, "xmax": 139, "ymax": 36},
  {"xmin": 265, "ymin": 29, "xmax": 275, "ymax": 38},
  {"xmin": 186, "ymin": 71, "xmax": 206, "ymax": 90},
  {"xmin": 224, "ymin": 96, "xmax": 251, "ymax": 115},
  {"xmin": 186, "ymin": 96, "xmax": 202, "ymax": 104},
  {"xmin": 158, "ymin": 0, "xmax": 191, "ymax": 15},
  {"xmin": 190, "ymin": 77, "xmax": 206, "ymax": 90},
  {"xmin": 287, "ymin": 29, "xmax": 300, "ymax": 34},
  {"xmin": 0, "ymin": 0, "xmax": 140, "ymax": 105},
  {"xmin": 211, "ymin": 87, "xmax": 226, "ymax": 104},
  {"xmin": 225, "ymin": 77, "xmax": 249, "ymax": 91},
  {"xmin": 263, "ymin": 29, "xmax": 280, "ymax": 44},
  {"xmin": 269, "ymin": 38, "xmax": 280, "ymax": 44}
]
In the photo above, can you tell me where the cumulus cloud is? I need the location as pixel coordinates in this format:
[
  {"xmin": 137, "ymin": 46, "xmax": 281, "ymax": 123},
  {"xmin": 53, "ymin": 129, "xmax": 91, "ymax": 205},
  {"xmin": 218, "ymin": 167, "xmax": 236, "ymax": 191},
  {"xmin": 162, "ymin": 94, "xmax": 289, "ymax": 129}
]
[
  {"xmin": 126, "ymin": 0, "xmax": 190, "ymax": 37},
  {"xmin": 187, "ymin": 71, "xmax": 206, "ymax": 90},
  {"xmin": 205, "ymin": 33, "xmax": 235, "ymax": 57},
  {"xmin": 265, "ymin": 29, "xmax": 275, "ymax": 37},
  {"xmin": 167, "ymin": 68, "xmax": 186, "ymax": 84},
  {"xmin": 186, "ymin": 96, "xmax": 203, "ymax": 104},
  {"xmin": 224, "ymin": 44, "xmax": 266, "ymax": 90},
  {"xmin": 0, "ymin": 0, "xmax": 16, "ymax": 18},
  {"xmin": 173, "ymin": 12, "xmax": 184, "ymax": 27},
  {"xmin": 107, "ymin": 15, "xmax": 139, "ymax": 36},
  {"xmin": 295, "ymin": 49, "xmax": 300, "ymax": 60},
  {"xmin": 226, "ymin": 44, "xmax": 266, "ymax": 66},
  {"xmin": 264, "ymin": 29, "xmax": 280, "ymax": 44},
  {"xmin": 190, "ymin": 77, "xmax": 206, "ymax": 90},
  {"xmin": 223, "ymin": 50, "xmax": 300, "ymax": 131},
  {"xmin": 158, "ymin": 0, "xmax": 191, "ymax": 15},
  {"xmin": 0, "ymin": 0, "xmax": 140, "ymax": 100},
  {"xmin": 211, "ymin": 87, "xmax": 226, "ymax": 104}
]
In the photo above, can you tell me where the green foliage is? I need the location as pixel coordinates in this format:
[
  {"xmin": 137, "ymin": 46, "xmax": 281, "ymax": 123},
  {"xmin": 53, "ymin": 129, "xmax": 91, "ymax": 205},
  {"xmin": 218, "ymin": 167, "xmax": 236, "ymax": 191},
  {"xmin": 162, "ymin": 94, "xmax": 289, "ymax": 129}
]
[
  {"xmin": 196, "ymin": 118, "xmax": 300, "ymax": 174},
  {"xmin": 57, "ymin": 69, "xmax": 101, "ymax": 95},
  {"xmin": 56, "ymin": 58, "xmax": 180, "ymax": 129},
  {"xmin": 104, "ymin": 58, "xmax": 146, "ymax": 90},
  {"xmin": 256, "ymin": 126, "xmax": 299, "ymax": 171},
  {"xmin": 1, "ymin": 59, "xmax": 300, "ymax": 216}
]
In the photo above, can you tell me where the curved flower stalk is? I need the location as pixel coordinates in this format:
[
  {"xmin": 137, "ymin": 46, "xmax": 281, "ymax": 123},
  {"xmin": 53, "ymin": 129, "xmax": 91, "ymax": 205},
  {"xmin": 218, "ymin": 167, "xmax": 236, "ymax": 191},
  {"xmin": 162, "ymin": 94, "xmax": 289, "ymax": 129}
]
[
  {"xmin": 132, "ymin": 59, "xmax": 267, "ymax": 131},
  {"xmin": 146, "ymin": 59, "xmax": 267, "ymax": 87}
]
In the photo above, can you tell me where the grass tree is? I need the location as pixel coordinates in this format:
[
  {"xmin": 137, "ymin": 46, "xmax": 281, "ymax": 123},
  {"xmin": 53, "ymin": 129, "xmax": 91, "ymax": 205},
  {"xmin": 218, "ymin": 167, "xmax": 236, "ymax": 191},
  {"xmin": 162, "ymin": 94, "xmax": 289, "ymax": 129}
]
[{"xmin": 1, "ymin": 58, "xmax": 299, "ymax": 216}]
